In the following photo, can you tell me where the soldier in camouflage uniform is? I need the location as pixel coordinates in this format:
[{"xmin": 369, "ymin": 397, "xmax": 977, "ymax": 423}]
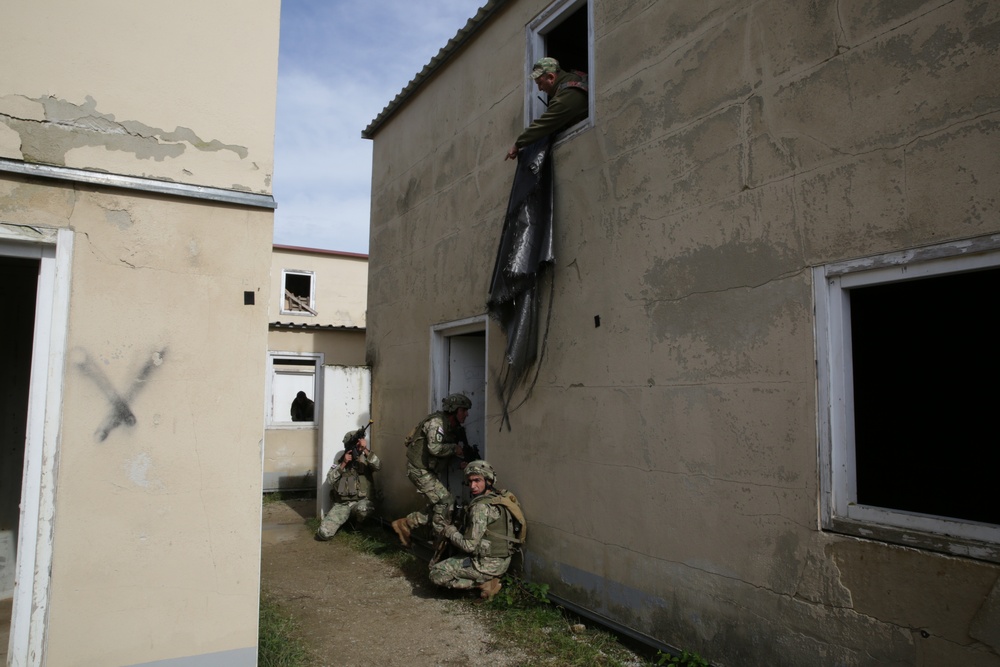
[
  {"xmin": 429, "ymin": 460, "xmax": 515, "ymax": 600},
  {"xmin": 315, "ymin": 430, "xmax": 381, "ymax": 540},
  {"xmin": 505, "ymin": 56, "xmax": 588, "ymax": 161},
  {"xmin": 391, "ymin": 393, "xmax": 472, "ymax": 547}
]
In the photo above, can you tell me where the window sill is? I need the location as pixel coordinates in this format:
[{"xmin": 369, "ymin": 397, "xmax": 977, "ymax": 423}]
[
  {"xmin": 553, "ymin": 118, "xmax": 591, "ymax": 148},
  {"xmin": 826, "ymin": 516, "xmax": 1000, "ymax": 564},
  {"xmin": 267, "ymin": 422, "xmax": 318, "ymax": 431}
]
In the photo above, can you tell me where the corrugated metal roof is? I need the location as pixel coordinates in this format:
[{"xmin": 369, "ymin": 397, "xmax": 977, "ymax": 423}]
[
  {"xmin": 361, "ymin": 0, "xmax": 508, "ymax": 139},
  {"xmin": 270, "ymin": 322, "xmax": 365, "ymax": 331},
  {"xmin": 273, "ymin": 244, "xmax": 368, "ymax": 259}
]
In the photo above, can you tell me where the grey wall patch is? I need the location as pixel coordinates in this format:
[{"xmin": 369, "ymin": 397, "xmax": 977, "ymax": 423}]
[
  {"xmin": 127, "ymin": 646, "xmax": 256, "ymax": 667},
  {"xmin": 0, "ymin": 94, "xmax": 248, "ymax": 165}
]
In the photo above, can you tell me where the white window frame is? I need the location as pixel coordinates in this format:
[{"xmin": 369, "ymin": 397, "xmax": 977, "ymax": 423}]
[
  {"xmin": 525, "ymin": 0, "xmax": 594, "ymax": 145},
  {"xmin": 814, "ymin": 235, "xmax": 1000, "ymax": 563},
  {"xmin": 280, "ymin": 268, "xmax": 316, "ymax": 316},
  {"xmin": 266, "ymin": 351, "xmax": 323, "ymax": 428}
]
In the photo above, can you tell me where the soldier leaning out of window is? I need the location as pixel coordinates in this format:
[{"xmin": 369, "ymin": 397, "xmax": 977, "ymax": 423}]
[{"xmin": 506, "ymin": 56, "xmax": 588, "ymax": 162}]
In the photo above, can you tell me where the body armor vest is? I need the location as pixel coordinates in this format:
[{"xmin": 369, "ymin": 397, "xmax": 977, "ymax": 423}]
[
  {"xmin": 405, "ymin": 412, "xmax": 451, "ymax": 471},
  {"xmin": 333, "ymin": 452, "xmax": 373, "ymax": 501},
  {"xmin": 470, "ymin": 492, "xmax": 518, "ymax": 558}
]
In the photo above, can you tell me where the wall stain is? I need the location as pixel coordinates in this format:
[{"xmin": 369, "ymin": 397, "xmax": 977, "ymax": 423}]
[{"xmin": 74, "ymin": 347, "xmax": 166, "ymax": 442}]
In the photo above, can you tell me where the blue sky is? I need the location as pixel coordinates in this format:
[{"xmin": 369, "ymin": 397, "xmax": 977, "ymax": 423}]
[{"xmin": 273, "ymin": 0, "xmax": 486, "ymax": 254}]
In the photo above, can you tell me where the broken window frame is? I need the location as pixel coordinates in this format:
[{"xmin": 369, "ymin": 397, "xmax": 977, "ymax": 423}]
[
  {"xmin": 281, "ymin": 269, "xmax": 316, "ymax": 316},
  {"xmin": 814, "ymin": 237, "xmax": 1000, "ymax": 563},
  {"xmin": 525, "ymin": 0, "xmax": 594, "ymax": 145},
  {"xmin": 266, "ymin": 352, "xmax": 322, "ymax": 428}
]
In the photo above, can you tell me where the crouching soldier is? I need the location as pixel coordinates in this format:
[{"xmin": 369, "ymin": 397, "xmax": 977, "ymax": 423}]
[
  {"xmin": 316, "ymin": 429, "xmax": 381, "ymax": 540},
  {"xmin": 429, "ymin": 460, "xmax": 525, "ymax": 600},
  {"xmin": 391, "ymin": 393, "xmax": 472, "ymax": 547}
]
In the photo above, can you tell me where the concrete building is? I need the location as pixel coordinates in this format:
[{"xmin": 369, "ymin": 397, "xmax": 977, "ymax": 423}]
[
  {"xmin": 362, "ymin": 0, "xmax": 1000, "ymax": 664},
  {"xmin": 264, "ymin": 244, "xmax": 368, "ymax": 493},
  {"xmin": 1, "ymin": 1, "xmax": 279, "ymax": 664}
]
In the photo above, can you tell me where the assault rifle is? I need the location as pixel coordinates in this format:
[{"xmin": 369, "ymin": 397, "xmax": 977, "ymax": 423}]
[
  {"xmin": 456, "ymin": 425, "xmax": 481, "ymax": 463},
  {"xmin": 343, "ymin": 420, "xmax": 373, "ymax": 469},
  {"xmin": 430, "ymin": 498, "xmax": 467, "ymax": 566}
]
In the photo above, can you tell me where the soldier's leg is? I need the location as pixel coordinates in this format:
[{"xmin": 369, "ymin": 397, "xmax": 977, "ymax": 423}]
[
  {"xmin": 351, "ymin": 499, "xmax": 375, "ymax": 523},
  {"xmin": 410, "ymin": 469, "xmax": 454, "ymax": 536},
  {"xmin": 429, "ymin": 557, "xmax": 490, "ymax": 590},
  {"xmin": 316, "ymin": 502, "xmax": 352, "ymax": 540}
]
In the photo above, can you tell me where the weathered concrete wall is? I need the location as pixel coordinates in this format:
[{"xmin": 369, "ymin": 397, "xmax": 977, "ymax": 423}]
[
  {"xmin": 367, "ymin": 0, "xmax": 1000, "ymax": 665},
  {"xmin": 1, "ymin": 0, "xmax": 279, "ymax": 193}
]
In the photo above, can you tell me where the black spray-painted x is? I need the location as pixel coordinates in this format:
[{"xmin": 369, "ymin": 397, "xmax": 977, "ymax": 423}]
[{"xmin": 74, "ymin": 348, "xmax": 166, "ymax": 442}]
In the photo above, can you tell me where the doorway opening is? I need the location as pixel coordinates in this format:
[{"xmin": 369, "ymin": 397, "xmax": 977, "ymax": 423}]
[
  {"xmin": 431, "ymin": 317, "xmax": 488, "ymax": 503},
  {"xmin": 0, "ymin": 254, "xmax": 38, "ymax": 656}
]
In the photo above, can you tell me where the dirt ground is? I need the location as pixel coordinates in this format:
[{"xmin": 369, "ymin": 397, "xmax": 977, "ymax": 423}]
[{"xmin": 260, "ymin": 498, "xmax": 526, "ymax": 667}]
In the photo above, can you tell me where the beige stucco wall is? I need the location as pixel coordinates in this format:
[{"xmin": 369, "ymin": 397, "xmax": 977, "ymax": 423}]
[
  {"xmin": 270, "ymin": 247, "xmax": 368, "ymax": 327},
  {"xmin": 366, "ymin": 1, "xmax": 1000, "ymax": 665},
  {"xmin": 0, "ymin": 0, "xmax": 279, "ymax": 193},
  {"xmin": 10, "ymin": 181, "xmax": 271, "ymax": 666},
  {"xmin": 2, "ymin": 0, "xmax": 278, "ymax": 664}
]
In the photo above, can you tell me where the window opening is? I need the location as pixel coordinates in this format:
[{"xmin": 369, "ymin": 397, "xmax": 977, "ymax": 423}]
[
  {"xmin": 544, "ymin": 6, "xmax": 588, "ymax": 73},
  {"xmin": 814, "ymin": 239, "xmax": 1000, "ymax": 561},
  {"xmin": 850, "ymin": 269, "xmax": 999, "ymax": 525},
  {"xmin": 268, "ymin": 354, "xmax": 321, "ymax": 426},
  {"xmin": 526, "ymin": 0, "xmax": 593, "ymax": 136},
  {"xmin": 283, "ymin": 270, "xmax": 316, "ymax": 315}
]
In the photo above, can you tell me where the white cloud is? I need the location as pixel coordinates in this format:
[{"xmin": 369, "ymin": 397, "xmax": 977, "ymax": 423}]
[{"xmin": 273, "ymin": 0, "xmax": 485, "ymax": 254}]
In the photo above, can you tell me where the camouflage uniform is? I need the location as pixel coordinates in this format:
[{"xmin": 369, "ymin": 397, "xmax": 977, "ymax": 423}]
[
  {"xmin": 402, "ymin": 412, "xmax": 462, "ymax": 535},
  {"xmin": 316, "ymin": 446, "xmax": 381, "ymax": 540},
  {"xmin": 514, "ymin": 60, "xmax": 588, "ymax": 149},
  {"xmin": 429, "ymin": 491, "xmax": 513, "ymax": 590}
]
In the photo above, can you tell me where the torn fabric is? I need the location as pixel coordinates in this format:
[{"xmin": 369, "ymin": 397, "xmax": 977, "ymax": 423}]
[{"xmin": 487, "ymin": 136, "xmax": 555, "ymax": 429}]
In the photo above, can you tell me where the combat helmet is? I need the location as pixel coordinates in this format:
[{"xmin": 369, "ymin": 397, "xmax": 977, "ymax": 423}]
[
  {"xmin": 441, "ymin": 393, "xmax": 472, "ymax": 413},
  {"xmin": 465, "ymin": 460, "xmax": 496, "ymax": 484}
]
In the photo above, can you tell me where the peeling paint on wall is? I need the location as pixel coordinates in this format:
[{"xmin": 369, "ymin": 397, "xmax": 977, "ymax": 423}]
[{"xmin": 0, "ymin": 94, "xmax": 248, "ymax": 166}]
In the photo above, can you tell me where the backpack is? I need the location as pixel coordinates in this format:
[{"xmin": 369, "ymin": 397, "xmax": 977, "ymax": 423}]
[{"xmin": 489, "ymin": 489, "xmax": 527, "ymax": 546}]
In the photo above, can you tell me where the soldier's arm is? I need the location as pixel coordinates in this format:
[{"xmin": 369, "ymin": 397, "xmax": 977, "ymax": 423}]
[
  {"xmin": 326, "ymin": 452, "xmax": 344, "ymax": 486},
  {"xmin": 514, "ymin": 87, "xmax": 587, "ymax": 148},
  {"xmin": 424, "ymin": 417, "xmax": 455, "ymax": 458},
  {"xmin": 445, "ymin": 503, "xmax": 495, "ymax": 554},
  {"xmin": 366, "ymin": 452, "xmax": 382, "ymax": 471}
]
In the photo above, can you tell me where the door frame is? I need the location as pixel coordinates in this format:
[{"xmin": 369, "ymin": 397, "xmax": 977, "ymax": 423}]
[{"xmin": 1, "ymin": 226, "xmax": 73, "ymax": 667}]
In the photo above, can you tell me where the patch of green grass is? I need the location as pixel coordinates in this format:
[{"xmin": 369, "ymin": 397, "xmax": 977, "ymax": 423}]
[
  {"xmin": 258, "ymin": 590, "xmax": 311, "ymax": 667},
  {"xmin": 480, "ymin": 574, "xmax": 651, "ymax": 666}
]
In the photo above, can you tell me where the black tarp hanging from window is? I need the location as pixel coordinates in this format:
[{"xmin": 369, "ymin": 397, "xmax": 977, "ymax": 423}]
[{"xmin": 487, "ymin": 136, "xmax": 555, "ymax": 429}]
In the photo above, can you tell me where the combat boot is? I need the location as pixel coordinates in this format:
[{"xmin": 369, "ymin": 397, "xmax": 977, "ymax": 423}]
[
  {"xmin": 391, "ymin": 518, "xmax": 411, "ymax": 547},
  {"xmin": 479, "ymin": 577, "xmax": 502, "ymax": 600}
]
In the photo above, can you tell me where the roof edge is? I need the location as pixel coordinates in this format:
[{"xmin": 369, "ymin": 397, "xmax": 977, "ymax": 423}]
[{"xmin": 361, "ymin": 0, "xmax": 509, "ymax": 140}]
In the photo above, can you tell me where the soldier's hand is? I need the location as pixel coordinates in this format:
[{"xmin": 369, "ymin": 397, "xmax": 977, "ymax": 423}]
[
  {"xmin": 453, "ymin": 444, "xmax": 464, "ymax": 457},
  {"xmin": 505, "ymin": 144, "xmax": 519, "ymax": 161}
]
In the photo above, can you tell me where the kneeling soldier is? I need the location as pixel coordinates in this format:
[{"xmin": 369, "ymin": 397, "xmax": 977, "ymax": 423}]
[
  {"xmin": 316, "ymin": 429, "xmax": 380, "ymax": 540},
  {"xmin": 429, "ymin": 460, "xmax": 520, "ymax": 600}
]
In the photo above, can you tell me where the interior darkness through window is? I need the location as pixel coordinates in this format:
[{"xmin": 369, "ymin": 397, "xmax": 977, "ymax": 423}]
[
  {"xmin": 285, "ymin": 272, "xmax": 311, "ymax": 304},
  {"xmin": 544, "ymin": 6, "xmax": 588, "ymax": 75},
  {"xmin": 850, "ymin": 267, "xmax": 1000, "ymax": 525}
]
